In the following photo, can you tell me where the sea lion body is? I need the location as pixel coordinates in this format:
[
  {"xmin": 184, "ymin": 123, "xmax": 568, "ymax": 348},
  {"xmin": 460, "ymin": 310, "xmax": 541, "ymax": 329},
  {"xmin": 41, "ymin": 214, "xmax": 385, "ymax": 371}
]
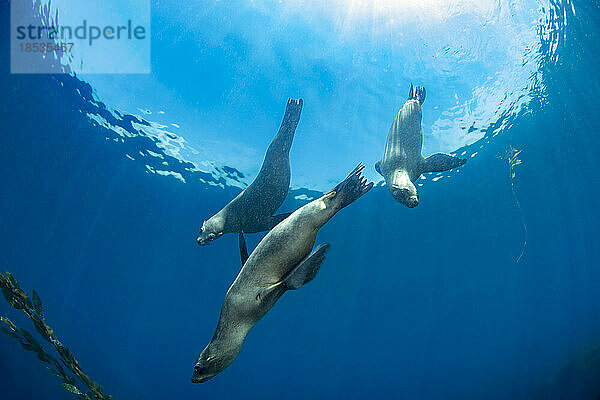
[
  {"xmin": 191, "ymin": 164, "xmax": 373, "ymax": 383},
  {"xmin": 376, "ymin": 85, "xmax": 466, "ymax": 207},
  {"xmin": 197, "ymin": 98, "xmax": 302, "ymax": 244}
]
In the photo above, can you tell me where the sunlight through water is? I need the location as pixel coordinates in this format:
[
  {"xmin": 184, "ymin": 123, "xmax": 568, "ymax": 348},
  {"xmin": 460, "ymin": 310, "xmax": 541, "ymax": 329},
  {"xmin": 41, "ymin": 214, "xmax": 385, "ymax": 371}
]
[
  {"xmin": 273, "ymin": 0, "xmax": 550, "ymax": 154},
  {"xmin": 31, "ymin": 0, "xmax": 573, "ymax": 190}
]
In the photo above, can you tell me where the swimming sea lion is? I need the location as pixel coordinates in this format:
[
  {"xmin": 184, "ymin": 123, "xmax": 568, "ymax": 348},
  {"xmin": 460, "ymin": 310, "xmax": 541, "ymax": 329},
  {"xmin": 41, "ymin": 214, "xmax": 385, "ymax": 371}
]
[
  {"xmin": 375, "ymin": 84, "xmax": 466, "ymax": 207},
  {"xmin": 191, "ymin": 163, "xmax": 373, "ymax": 383},
  {"xmin": 197, "ymin": 98, "xmax": 303, "ymax": 245}
]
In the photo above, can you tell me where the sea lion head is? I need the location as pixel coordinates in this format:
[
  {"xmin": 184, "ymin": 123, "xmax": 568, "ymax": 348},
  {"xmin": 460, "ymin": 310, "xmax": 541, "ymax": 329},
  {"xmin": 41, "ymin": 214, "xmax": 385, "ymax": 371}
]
[
  {"xmin": 196, "ymin": 216, "xmax": 224, "ymax": 245},
  {"xmin": 389, "ymin": 169, "xmax": 419, "ymax": 208},
  {"xmin": 391, "ymin": 185, "xmax": 419, "ymax": 208},
  {"xmin": 191, "ymin": 343, "xmax": 239, "ymax": 383}
]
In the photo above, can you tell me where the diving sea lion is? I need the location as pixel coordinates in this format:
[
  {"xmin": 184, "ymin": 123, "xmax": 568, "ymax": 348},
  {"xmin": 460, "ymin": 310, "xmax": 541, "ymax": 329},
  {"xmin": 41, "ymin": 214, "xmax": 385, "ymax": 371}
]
[
  {"xmin": 197, "ymin": 98, "xmax": 303, "ymax": 245},
  {"xmin": 191, "ymin": 163, "xmax": 373, "ymax": 383},
  {"xmin": 375, "ymin": 85, "xmax": 466, "ymax": 207}
]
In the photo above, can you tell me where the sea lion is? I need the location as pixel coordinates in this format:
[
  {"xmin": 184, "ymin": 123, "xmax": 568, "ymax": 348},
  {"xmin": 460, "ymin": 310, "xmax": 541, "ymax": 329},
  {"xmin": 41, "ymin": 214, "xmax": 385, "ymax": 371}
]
[
  {"xmin": 375, "ymin": 84, "xmax": 466, "ymax": 207},
  {"xmin": 191, "ymin": 163, "xmax": 373, "ymax": 383},
  {"xmin": 197, "ymin": 98, "xmax": 303, "ymax": 245}
]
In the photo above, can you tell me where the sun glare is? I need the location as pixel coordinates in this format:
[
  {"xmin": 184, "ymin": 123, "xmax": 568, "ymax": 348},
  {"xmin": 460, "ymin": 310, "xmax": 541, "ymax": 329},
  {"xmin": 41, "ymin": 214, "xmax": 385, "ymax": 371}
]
[
  {"xmin": 329, "ymin": 0, "xmax": 496, "ymax": 22},
  {"xmin": 279, "ymin": 0, "xmax": 501, "ymax": 38}
]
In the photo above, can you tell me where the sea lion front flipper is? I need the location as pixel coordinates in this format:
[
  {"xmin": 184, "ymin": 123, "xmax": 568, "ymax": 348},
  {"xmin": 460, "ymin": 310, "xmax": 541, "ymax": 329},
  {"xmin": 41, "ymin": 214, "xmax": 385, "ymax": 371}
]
[
  {"xmin": 239, "ymin": 232, "xmax": 249, "ymax": 266},
  {"xmin": 283, "ymin": 243, "xmax": 330, "ymax": 290},
  {"xmin": 421, "ymin": 153, "xmax": 466, "ymax": 173},
  {"xmin": 375, "ymin": 160, "xmax": 383, "ymax": 176},
  {"xmin": 255, "ymin": 245, "xmax": 329, "ymax": 303},
  {"xmin": 260, "ymin": 213, "xmax": 293, "ymax": 231},
  {"xmin": 269, "ymin": 213, "xmax": 292, "ymax": 229},
  {"xmin": 245, "ymin": 213, "xmax": 292, "ymax": 233}
]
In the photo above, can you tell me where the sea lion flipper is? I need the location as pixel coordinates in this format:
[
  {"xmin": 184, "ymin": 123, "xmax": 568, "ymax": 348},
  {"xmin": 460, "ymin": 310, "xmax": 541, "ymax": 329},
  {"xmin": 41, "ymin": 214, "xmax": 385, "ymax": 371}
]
[
  {"xmin": 270, "ymin": 213, "xmax": 292, "ymax": 228},
  {"xmin": 244, "ymin": 213, "xmax": 292, "ymax": 233},
  {"xmin": 407, "ymin": 84, "xmax": 426, "ymax": 104},
  {"xmin": 262, "ymin": 213, "xmax": 292, "ymax": 231},
  {"xmin": 255, "ymin": 244, "xmax": 329, "ymax": 302},
  {"xmin": 421, "ymin": 153, "xmax": 466, "ymax": 174},
  {"xmin": 375, "ymin": 160, "xmax": 383, "ymax": 176},
  {"xmin": 415, "ymin": 86, "xmax": 426, "ymax": 105},
  {"xmin": 239, "ymin": 232, "xmax": 249, "ymax": 266},
  {"xmin": 325, "ymin": 163, "xmax": 374, "ymax": 209},
  {"xmin": 283, "ymin": 244, "xmax": 330, "ymax": 290},
  {"xmin": 277, "ymin": 98, "xmax": 303, "ymax": 139}
]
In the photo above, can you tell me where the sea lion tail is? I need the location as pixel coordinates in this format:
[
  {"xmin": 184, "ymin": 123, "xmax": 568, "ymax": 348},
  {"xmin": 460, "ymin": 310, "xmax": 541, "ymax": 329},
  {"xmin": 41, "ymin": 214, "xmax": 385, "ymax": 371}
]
[{"xmin": 326, "ymin": 163, "xmax": 374, "ymax": 209}]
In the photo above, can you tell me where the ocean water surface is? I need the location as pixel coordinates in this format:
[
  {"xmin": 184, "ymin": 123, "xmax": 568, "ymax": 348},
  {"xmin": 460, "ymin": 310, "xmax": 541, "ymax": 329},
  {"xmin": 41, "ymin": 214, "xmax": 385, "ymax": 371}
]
[{"xmin": 1, "ymin": 0, "xmax": 600, "ymax": 399}]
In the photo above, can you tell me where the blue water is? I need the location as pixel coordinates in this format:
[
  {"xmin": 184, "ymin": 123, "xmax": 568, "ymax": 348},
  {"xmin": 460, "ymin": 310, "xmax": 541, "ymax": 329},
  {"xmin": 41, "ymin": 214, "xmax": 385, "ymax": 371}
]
[{"xmin": 1, "ymin": 0, "xmax": 600, "ymax": 399}]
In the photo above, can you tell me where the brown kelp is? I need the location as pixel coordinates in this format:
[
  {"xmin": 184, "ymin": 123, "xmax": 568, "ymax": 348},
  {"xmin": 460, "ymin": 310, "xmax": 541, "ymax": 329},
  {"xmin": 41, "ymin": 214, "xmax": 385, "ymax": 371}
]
[
  {"xmin": 0, "ymin": 271, "xmax": 114, "ymax": 399},
  {"xmin": 506, "ymin": 145, "xmax": 527, "ymax": 263}
]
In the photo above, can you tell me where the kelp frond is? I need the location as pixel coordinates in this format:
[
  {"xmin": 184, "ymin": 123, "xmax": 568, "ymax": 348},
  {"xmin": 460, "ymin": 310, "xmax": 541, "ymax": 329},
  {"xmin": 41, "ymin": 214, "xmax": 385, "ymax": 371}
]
[
  {"xmin": 506, "ymin": 145, "xmax": 527, "ymax": 263},
  {"xmin": 0, "ymin": 272, "xmax": 115, "ymax": 400}
]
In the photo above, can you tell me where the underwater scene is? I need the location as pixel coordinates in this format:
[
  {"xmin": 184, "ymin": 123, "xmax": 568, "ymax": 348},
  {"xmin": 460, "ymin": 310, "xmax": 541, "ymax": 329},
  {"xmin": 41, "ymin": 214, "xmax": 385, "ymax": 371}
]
[{"xmin": 1, "ymin": 0, "xmax": 600, "ymax": 398}]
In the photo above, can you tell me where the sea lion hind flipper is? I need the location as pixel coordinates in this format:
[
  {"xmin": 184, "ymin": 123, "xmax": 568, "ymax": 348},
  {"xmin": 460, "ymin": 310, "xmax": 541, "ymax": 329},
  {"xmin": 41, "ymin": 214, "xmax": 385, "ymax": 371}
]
[
  {"xmin": 408, "ymin": 84, "xmax": 426, "ymax": 104},
  {"xmin": 421, "ymin": 153, "xmax": 466, "ymax": 173},
  {"xmin": 326, "ymin": 163, "xmax": 374, "ymax": 209},
  {"xmin": 239, "ymin": 232, "xmax": 249, "ymax": 266},
  {"xmin": 415, "ymin": 86, "xmax": 426, "ymax": 105},
  {"xmin": 283, "ymin": 244, "xmax": 330, "ymax": 290},
  {"xmin": 277, "ymin": 98, "xmax": 303, "ymax": 138},
  {"xmin": 266, "ymin": 98, "xmax": 303, "ymax": 156}
]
